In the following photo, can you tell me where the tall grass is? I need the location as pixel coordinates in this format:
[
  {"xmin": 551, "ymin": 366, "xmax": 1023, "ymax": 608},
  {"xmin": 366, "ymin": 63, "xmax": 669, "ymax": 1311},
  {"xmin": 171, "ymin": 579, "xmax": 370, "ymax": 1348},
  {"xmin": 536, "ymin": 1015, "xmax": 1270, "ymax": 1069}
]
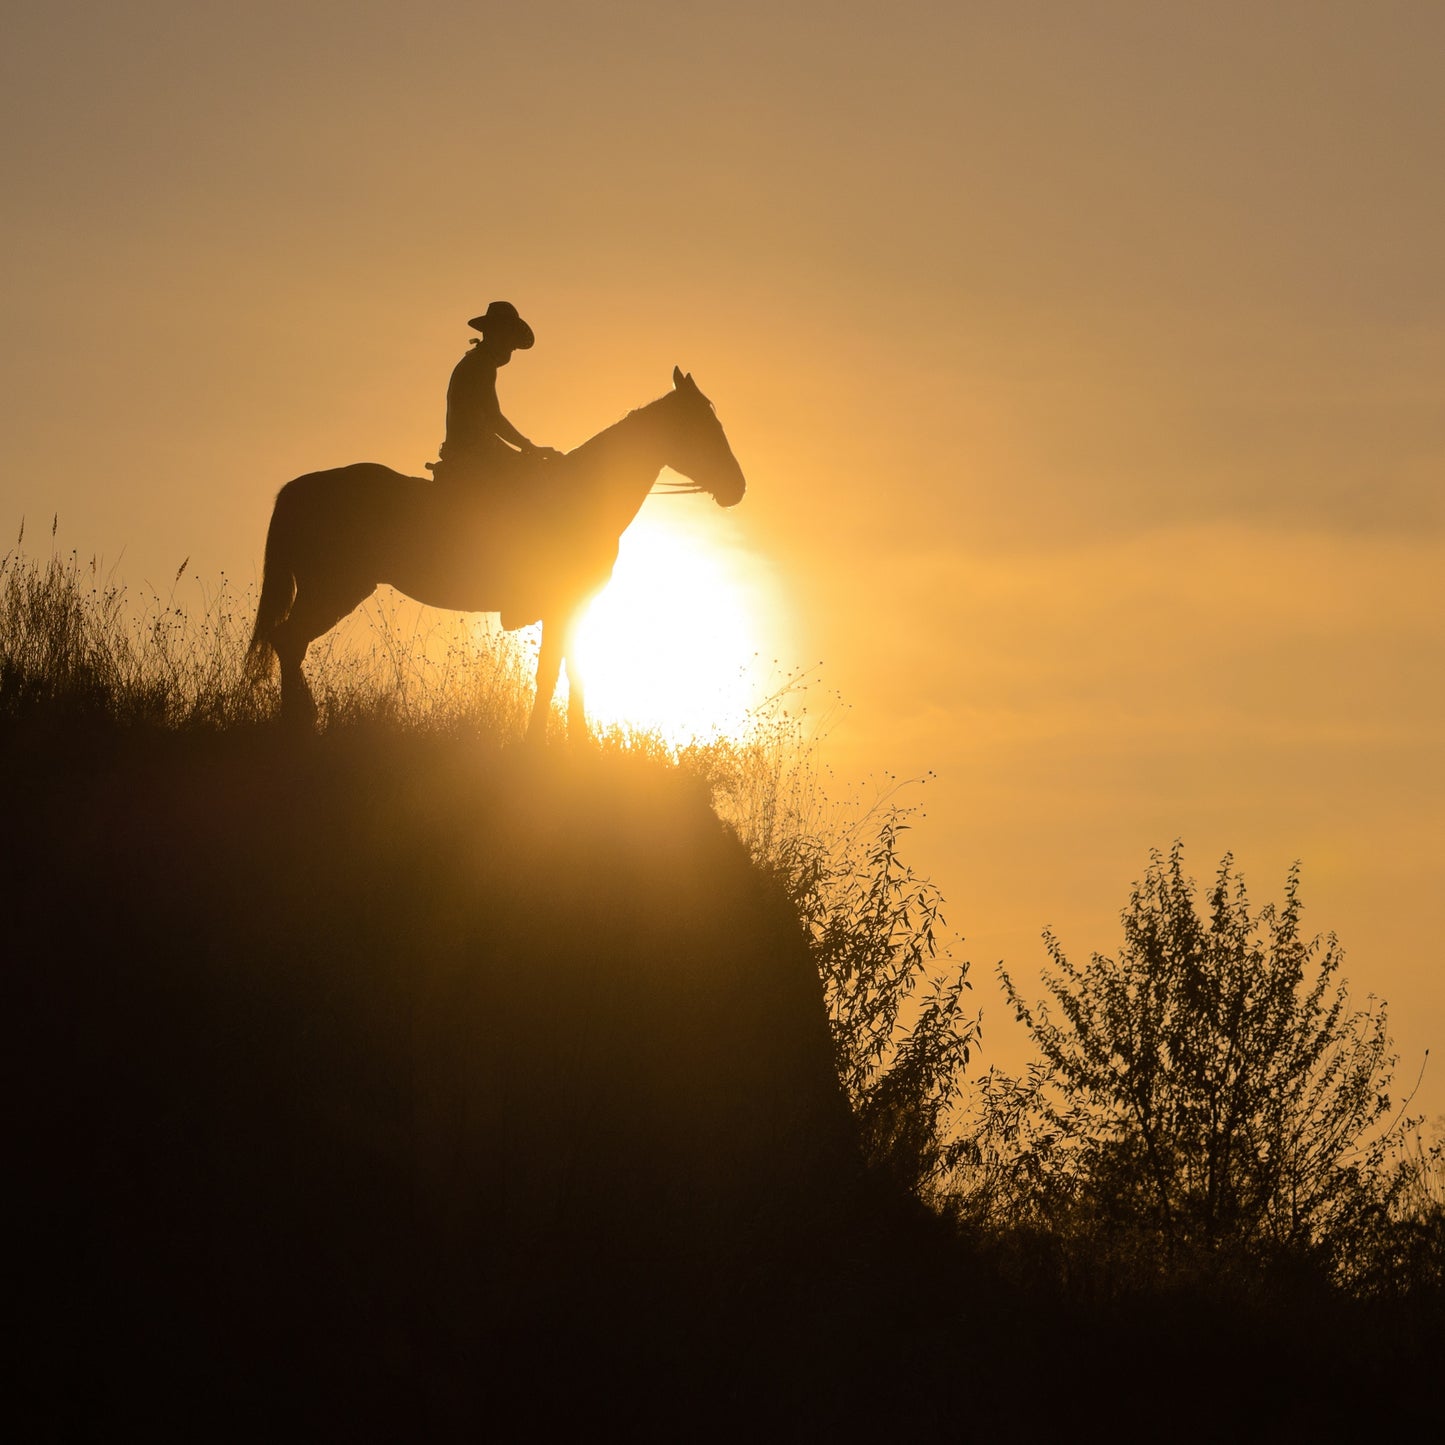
[
  {"xmin": 1, "ymin": 539, "xmax": 251, "ymax": 727},
  {"xmin": 0, "ymin": 537, "xmax": 543, "ymax": 735}
]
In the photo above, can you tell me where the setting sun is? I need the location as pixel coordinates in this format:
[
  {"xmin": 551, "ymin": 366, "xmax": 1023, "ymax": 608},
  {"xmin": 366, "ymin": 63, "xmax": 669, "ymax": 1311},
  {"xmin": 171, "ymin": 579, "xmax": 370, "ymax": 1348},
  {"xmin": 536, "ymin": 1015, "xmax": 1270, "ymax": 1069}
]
[{"xmin": 570, "ymin": 508, "xmax": 768, "ymax": 744}]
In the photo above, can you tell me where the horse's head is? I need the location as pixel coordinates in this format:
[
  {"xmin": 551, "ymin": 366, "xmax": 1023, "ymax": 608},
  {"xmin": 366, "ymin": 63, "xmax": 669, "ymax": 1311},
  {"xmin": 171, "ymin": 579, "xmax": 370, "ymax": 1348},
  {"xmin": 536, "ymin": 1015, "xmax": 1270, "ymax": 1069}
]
[{"xmin": 659, "ymin": 367, "xmax": 747, "ymax": 507}]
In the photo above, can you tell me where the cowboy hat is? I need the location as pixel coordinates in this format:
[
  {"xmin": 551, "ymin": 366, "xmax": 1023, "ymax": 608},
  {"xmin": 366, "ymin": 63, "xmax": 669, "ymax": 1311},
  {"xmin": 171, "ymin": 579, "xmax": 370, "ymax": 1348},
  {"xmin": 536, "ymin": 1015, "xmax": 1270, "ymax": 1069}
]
[{"xmin": 467, "ymin": 300, "xmax": 535, "ymax": 349}]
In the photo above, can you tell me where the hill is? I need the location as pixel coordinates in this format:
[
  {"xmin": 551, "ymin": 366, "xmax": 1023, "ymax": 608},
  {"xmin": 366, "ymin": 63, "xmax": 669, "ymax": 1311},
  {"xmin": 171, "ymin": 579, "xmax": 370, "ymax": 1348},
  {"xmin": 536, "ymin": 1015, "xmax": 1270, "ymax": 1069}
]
[
  {"xmin": 2, "ymin": 533, "xmax": 1439, "ymax": 1437},
  {"xmin": 8, "ymin": 721, "xmax": 944, "ymax": 1435}
]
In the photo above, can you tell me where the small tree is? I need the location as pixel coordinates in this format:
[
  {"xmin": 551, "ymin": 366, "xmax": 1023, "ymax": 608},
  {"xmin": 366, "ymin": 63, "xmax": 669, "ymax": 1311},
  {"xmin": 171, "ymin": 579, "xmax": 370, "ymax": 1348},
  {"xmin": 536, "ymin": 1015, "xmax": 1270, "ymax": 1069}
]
[
  {"xmin": 981, "ymin": 844, "xmax": 1415, "ymax": 1276},
  {"xmin": 806, "ymin": 811, "xmax": 976, "ymax": 1195}
]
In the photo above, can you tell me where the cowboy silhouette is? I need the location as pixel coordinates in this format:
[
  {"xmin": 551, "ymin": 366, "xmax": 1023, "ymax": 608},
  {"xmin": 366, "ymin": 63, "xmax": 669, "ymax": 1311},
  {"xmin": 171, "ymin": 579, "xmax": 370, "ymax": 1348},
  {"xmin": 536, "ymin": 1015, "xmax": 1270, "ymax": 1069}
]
[{"xmin": 428, "ymin": 301, "xmax": 562, "ymax": 489}]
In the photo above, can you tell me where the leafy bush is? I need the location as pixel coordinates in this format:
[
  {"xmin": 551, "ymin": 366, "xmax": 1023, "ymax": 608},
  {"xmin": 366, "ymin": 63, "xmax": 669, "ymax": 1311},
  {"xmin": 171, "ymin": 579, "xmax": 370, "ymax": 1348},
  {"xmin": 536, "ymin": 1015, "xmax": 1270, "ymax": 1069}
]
[
  {"xmin": 702, "ymin": 704, "xmax": 977, "ymax": 1196},
  {"xmin": 953, "ymin": 843, "xmax": 1440, "ymax": 1293},
  {"xmin": 801, "ymin": 810, "xmax": 975, "ymax": 1196}
]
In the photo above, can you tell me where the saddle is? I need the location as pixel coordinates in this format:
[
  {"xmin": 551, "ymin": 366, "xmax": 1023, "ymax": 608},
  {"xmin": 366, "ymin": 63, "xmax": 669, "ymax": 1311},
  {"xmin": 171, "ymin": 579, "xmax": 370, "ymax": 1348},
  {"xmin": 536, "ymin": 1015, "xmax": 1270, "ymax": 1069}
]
[
  {"xmin": 425, "ymin": 446, "xmax": 548, "ymax": 493},
  {"xmin": 425, "ymin": 452, "xmax": 550, "ymax": 632}
]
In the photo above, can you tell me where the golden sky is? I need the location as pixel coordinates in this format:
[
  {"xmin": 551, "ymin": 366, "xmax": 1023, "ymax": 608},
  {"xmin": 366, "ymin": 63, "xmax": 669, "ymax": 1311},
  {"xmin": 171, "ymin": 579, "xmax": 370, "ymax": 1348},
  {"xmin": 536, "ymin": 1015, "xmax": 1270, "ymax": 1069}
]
[{"xmin": 4, "ymin": 2, "xmax": 1442, "ymax": 1114}]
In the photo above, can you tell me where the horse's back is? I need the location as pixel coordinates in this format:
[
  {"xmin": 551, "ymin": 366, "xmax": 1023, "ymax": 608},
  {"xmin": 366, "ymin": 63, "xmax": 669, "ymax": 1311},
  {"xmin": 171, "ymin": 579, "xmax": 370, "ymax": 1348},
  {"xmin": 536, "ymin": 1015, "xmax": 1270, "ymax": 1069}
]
[
  {"xmin": 277, "ymin": 461, "xmax": 425, "ymax": 504},
  {"xmin": 263, "ymin": 447, "xmax": 622, "ymax": 617},
  {"xmin": 273, "ymin": 462, "xmax": 435, "ymax": 537}
]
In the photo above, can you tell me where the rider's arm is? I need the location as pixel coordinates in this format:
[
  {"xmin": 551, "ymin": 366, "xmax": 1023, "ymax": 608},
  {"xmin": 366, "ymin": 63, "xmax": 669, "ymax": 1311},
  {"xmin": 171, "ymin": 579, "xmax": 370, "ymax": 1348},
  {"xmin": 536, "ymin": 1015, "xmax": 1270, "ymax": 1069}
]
[
  {"xmin": 495, "ymin": 410, "xmax": 562, "ymax": 459},
  {"xmin": 492, "ymin": 411, "xmax": 536, "ymax": 451},
  {"xmin": 462, "ymin": 350, "xmax": 560, "ymax": 457}
]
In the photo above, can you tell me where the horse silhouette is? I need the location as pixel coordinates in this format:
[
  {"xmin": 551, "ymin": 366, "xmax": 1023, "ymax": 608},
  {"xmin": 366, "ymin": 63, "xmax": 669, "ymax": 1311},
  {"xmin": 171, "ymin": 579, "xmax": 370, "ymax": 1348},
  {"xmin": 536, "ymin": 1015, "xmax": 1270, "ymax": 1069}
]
[{"xmin": 248, "ymin": 369, "xmax": 746, "ymax": 739}]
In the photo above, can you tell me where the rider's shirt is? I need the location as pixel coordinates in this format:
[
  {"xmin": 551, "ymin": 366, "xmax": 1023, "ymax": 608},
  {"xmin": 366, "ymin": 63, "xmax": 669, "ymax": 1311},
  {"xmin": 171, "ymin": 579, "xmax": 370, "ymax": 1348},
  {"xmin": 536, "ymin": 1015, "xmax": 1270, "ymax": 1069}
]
[{"xmin": 440, "ymin": 343, "xmax": 512, "ymax": 472}]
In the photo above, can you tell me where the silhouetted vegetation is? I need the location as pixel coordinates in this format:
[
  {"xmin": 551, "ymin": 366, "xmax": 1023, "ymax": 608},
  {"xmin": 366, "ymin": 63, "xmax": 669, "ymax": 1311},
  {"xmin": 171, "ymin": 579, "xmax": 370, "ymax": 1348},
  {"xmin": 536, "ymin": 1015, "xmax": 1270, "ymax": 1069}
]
[
  {"xmin": 950, "ymin": 846, "xmax": 1442, "ymax": 1301},
  {"xmin": 4, "ymin": 540, "xmax": 1440, "ymax": 1435}
]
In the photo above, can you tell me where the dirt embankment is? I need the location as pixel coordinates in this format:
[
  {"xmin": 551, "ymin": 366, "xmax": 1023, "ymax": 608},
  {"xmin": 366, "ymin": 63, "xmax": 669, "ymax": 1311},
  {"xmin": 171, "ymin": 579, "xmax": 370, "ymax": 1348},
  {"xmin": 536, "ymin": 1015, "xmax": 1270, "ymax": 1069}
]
[{"xmin": 7, "ymin": 726, "xmax": 898, "ymax": 1435}]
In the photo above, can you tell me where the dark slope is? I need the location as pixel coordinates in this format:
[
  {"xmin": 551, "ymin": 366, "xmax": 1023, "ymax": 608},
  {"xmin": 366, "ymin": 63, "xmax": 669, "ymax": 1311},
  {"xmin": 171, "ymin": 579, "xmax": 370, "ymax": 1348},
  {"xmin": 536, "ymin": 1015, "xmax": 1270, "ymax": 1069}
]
[
  {"xmin": 6, "ymin": 726, "xmax": 896, "ymax": 1436},
  {"xmin": 11, "ymin": 723, "xmax": 1437, "ymax": 1441}
]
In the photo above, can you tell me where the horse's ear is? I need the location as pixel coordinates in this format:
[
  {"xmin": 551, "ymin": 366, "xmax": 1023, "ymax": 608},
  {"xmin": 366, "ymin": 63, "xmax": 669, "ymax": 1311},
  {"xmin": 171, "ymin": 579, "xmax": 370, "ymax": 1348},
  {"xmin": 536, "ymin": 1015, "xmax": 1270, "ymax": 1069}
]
[{"xmin": 673, "ymin": 366, "xmax": 685, "ymax": 388}]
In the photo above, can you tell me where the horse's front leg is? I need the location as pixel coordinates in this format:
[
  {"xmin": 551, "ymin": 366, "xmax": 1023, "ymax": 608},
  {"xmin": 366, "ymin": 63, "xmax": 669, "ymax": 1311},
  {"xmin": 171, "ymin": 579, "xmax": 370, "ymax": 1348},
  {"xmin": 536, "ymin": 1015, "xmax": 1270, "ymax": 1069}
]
[
  {"xmin": 559, "ymin": 606, "xmax": 593, "ymax": 746},
  {"xmin": 527, "ymin": 619, "xmax": 563, "ymax": 743},
  {"xmin": 563, "ymin": 647, "xmax": 588, "ymax": 743}
]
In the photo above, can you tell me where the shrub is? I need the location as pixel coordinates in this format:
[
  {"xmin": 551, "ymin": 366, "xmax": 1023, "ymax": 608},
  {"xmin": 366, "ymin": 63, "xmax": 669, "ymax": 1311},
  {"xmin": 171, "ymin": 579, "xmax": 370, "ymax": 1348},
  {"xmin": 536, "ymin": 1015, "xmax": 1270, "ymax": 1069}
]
[
  {"xmin": 705, "ymin": 707, "xmax": 977, "ymax": 1198},
  {"xmin": 956, "ymin": 843, "xmax": 1435, "ymax": 1291}
]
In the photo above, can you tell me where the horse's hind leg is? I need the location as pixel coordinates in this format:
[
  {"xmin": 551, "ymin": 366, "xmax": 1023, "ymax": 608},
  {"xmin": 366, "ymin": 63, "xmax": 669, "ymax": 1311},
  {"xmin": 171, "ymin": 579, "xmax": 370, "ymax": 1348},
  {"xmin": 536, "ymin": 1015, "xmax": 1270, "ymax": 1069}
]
[
  {"xmin": 274, "ymin": 631, "xmax": 318, "ymax": 727},
  {"xmin": 272, "ymin": 578, "xmax": 375, "ymax": 727}
]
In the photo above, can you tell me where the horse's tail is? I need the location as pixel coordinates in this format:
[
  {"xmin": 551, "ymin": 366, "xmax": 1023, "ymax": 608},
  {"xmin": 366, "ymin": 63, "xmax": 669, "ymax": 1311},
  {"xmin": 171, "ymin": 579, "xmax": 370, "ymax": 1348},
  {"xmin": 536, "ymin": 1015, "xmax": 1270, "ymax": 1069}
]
[{"xmin": 247, "ymin": 486, "xmax": 299, "ymax": 681}]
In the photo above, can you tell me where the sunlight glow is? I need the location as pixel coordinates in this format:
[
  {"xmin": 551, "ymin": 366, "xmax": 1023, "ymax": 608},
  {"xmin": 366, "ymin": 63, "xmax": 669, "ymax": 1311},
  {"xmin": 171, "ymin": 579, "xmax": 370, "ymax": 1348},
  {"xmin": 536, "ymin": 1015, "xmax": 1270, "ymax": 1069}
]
[{"xmin": 570, "ymin": 510, "xmax": 767, "ymax": 745}]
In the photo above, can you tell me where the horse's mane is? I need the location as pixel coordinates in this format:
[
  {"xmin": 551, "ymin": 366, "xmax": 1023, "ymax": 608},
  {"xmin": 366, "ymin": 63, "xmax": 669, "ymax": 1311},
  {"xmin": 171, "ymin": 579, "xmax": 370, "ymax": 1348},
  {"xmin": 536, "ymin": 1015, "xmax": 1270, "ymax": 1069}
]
[
  {"xmin": 577, "ymin": 390, "xmax": 673, "ymax": 453},
  {"xmin": 496, "ymin": 390, "xmax": 671, "ymax": 512},
  {"xmin": 550, "ymin": 392, "xmax": 668, "ymax": 474}
]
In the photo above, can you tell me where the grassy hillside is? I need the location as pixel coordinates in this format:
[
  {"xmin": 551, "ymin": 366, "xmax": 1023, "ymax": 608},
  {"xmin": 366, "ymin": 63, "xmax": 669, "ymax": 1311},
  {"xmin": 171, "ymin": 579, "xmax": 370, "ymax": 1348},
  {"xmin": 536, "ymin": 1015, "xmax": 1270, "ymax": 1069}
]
[
  {"xmin": 8, "ymin": 717, "xmax": 913, "ymax": 1433},
  {"xmin": 4, "ymin": 546, "xmax": 1441, "ymax": 1438}
]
